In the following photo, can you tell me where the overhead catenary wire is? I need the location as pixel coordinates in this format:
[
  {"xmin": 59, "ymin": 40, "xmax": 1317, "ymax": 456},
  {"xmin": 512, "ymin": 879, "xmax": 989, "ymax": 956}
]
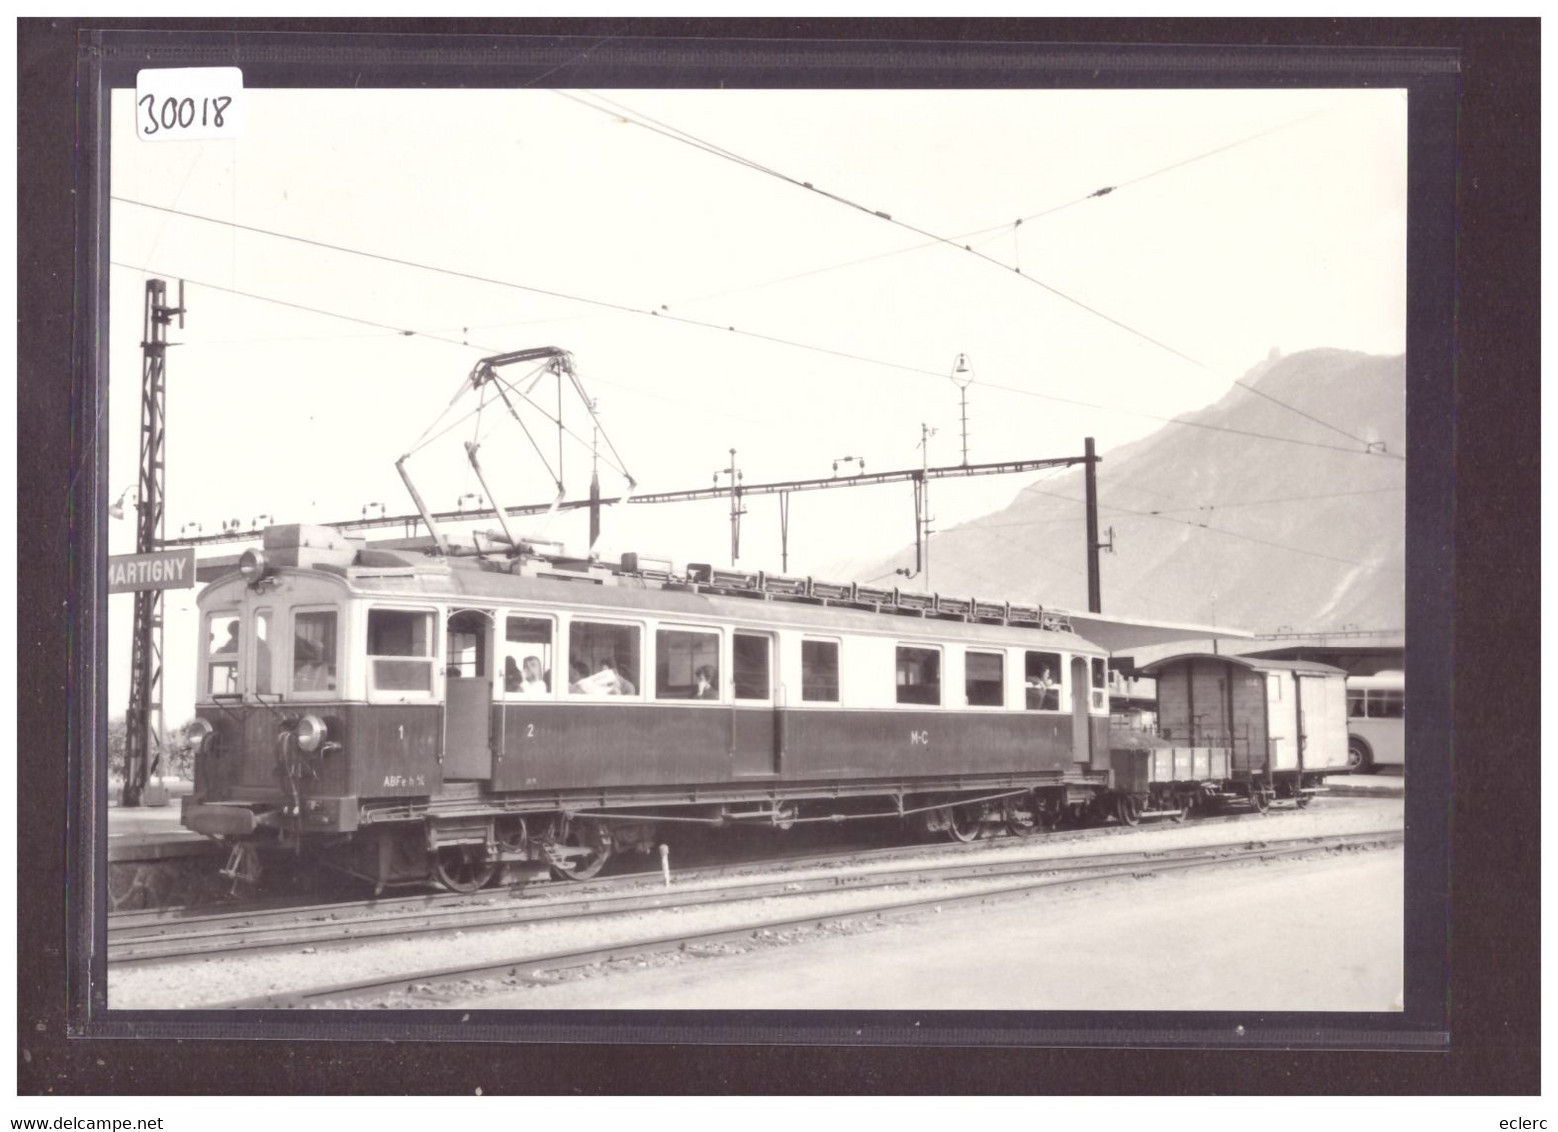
[
  {"xmin": 557, "ymin": 91, "xmax": 1378, "ymax": 453},
  {"xmin": 1019, "ymin": 484, "xmax": 1368, "ymax": 567},
  {"xmin": 107, "ymin": 248, "xmax": 1398, "ymax": 465},
  {"xmin": 631, "ymin": 103, "xmax": 1328, "ymax": 307}
]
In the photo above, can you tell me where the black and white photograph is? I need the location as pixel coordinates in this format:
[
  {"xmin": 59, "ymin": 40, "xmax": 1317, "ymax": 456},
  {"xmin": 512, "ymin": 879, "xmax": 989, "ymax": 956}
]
[
  {"xmin": 17, "ymin": 12, "xmax": 1548, "ymax": 1108},
  {"xmin": 95, "ymin": 66, "xmax": 1427, "ymax": 1022}
]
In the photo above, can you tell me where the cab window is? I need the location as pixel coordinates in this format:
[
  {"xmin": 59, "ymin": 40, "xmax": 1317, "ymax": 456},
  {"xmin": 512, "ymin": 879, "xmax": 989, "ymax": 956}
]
[
  {"xmin": 1090, "ymin": 657, "xmax": 1107, "ymax": 710},
  {"xmin": 292, "ymin": 610, "xmax": 339, "ymax": 694},
  {"xmin": 254, "ymin": 609, "xmax": 274, "ymax": 696},
  {"xmin": 206, "ymin": 611, "xmax": 241, "ymax": 697},
  {"xmin": 368, "ymin": 608, "xmax": 434, "ymax": 692}
]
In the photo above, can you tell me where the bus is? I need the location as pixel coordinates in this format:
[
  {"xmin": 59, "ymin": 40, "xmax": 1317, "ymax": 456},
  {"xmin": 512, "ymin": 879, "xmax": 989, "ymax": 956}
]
[{"xmin": 1344, "ymin": 669, "xmax": 1404, "ymax": 773}]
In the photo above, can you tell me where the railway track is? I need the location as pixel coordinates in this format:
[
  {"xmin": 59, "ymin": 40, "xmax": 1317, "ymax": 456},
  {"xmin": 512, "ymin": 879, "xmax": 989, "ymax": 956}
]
[
  {"xmin": 145, "ymin": 827, "xmax": 1402, "ymax": 1008},
  {"xmin": 107, "ymin": 802, "xmax": 1326, "ymax": 963}
]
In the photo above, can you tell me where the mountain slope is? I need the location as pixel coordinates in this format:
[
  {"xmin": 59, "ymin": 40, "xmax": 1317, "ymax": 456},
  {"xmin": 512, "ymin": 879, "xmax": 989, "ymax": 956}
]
[{"xmin": 834, "ymin": 349, "xmax": 1405, "ymax": 634}]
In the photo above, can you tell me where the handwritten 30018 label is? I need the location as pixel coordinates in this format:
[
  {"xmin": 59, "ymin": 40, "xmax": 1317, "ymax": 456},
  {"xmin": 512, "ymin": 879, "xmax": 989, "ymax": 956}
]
[{"xmin": 134, "ymin": 68, "xmax": 243, "ymax": 141}]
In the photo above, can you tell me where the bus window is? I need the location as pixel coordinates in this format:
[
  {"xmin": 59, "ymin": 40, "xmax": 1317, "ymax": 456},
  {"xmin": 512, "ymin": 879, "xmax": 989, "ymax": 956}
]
[
  {"xmin": 1371, "ymin": 689, "xmax": 1405, "ymax": 719},
  {"xmin": 368, "ymin": 608, "xmax": 434, "ymax": 692},
  {"xmin": 206, "ymin": 612, "xmax": 240, "ymax": 697},
  {"xmin": 1347, "ymin": 689, "xmax": 1365, "ymax": 718},
  {"xmin": 293, "ymin": 610, "xmax": 338, "ymax": 693}
]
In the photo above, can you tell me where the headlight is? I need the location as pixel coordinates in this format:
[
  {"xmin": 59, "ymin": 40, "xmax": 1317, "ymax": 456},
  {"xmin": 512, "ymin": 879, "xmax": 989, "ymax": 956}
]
[
  {"xmin": 295, "ymin": 713, "xmax": 329, "ymax": 753},
  {"xmin": 239, "ymin": 548, "xmax": 268, "ymax": 586},
  {"xmin": 185, "ymin": 717, "xmax": 217, "ymax": 756}
]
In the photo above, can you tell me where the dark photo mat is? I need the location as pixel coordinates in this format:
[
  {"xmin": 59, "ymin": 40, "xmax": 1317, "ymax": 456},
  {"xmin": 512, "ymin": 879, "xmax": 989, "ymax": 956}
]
[{"xmin": 17, "ymin": 17, "xmax": 1537, "ymax": 1094}]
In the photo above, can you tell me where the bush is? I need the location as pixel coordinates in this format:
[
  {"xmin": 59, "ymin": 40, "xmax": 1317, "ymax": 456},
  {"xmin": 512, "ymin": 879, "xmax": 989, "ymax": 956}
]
[{"xmin": 107, "ymin": 715, "xmax": 196, "ymax": 781}]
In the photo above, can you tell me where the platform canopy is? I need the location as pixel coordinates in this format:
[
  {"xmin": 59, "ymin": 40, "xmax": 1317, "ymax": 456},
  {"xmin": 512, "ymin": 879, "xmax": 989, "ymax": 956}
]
[{"xmin": 1058, "ymin": 610, "xmax": 1253, "ymax": 654}]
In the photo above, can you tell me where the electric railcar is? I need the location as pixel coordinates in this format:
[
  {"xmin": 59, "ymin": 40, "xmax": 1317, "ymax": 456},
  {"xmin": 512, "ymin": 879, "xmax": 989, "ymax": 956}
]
[{"xmin": 181, "ymin": 524, "xmax": 1129, "ymax": 891}]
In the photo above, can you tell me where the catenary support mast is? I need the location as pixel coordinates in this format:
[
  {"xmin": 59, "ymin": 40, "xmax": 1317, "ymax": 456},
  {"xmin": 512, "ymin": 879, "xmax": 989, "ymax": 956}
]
[{"xmin": 124, "ymin": 279, "xmax": 183, "ymax": 807}]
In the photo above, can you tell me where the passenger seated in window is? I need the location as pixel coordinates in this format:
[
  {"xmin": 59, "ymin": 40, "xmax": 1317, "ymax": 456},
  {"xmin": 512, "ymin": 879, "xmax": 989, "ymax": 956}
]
[
  {"xmin": 504, "ymin": 656, "xmax": 522, "ymax": 693},
  {"xmin": 518, "ymin": 655, "xmax": 548, "ymax": 695},
  {"xmin": 1026, "ymin": 667, "xmax": 1058, "ymax": 710},
  {"xmin": 574, "ymin": 659, "xmax": 635, "ymax": 696},
  {"xmin": 693, "ymin": 665, "xmax": 716, "ymax": 699}
]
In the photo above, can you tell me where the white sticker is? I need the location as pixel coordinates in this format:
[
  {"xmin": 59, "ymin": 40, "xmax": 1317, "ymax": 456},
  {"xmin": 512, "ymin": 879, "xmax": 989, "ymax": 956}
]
[{"xmin": 134, "ymin": 68, "xmax": 243, "ymax": 141}]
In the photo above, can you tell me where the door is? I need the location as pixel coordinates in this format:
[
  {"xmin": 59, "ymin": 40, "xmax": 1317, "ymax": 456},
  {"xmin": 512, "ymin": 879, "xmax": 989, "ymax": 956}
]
[
  {"xmin": 1069, "ymin": 656, "xmax": 1091, "ymax": 768},
  {"xmin": 1297, "ymin": 674, "xmax": 1348, "ymax": 771},
  {"xmin": 444, "ymin": 610, "xmax": 493, "ymax": 780},
  {"xmin": 731, "ymin": 631, "xmax": 779, "ymax": 776},
  {"xmin": 1265, "ymin": 671, "xmax": 1299, "ymax": 772}
]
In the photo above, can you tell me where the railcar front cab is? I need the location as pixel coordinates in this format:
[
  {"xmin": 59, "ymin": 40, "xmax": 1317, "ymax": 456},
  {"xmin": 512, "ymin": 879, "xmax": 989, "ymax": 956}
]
[{"xmin": 180, "ymin": 533, "xmax": 368, "ymax": 862}]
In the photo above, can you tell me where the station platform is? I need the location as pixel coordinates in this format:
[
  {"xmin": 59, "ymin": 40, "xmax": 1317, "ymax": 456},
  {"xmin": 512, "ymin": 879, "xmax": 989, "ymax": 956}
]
[
  {"xmin": 107, "ymin": 779, "xmax": 216, "ymax": 863},
  {"xmin": 1322, "ymin": 769, "xmax": 1405, "ymax": 798}
]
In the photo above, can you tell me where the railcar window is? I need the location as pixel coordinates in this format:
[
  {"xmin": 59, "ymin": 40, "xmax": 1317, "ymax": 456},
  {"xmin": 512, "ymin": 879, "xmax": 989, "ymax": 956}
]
[
  {"xmin": 368, "ymin": 609, "xmax": 434, "ymax": 692},
  {"xmin": 568, "ymin": 621, "xmax": 641, "ymax": 696},
  {"xmin": 896, "ymin": 646, "xmax": 941, "ymax": 706},
  {"xmin": 733, "ymin": 633, "xmax": 771, "ymax": 700},
  {"xmin": 1091, "ymin": 657, "xmax": 1108, "ymax": 710},
  {"xmin": 503, "ymin": 616, "xmax": 554, "ymax": 696},
  {"xmin": 444, "ymin": 611, "xmax": 489, "ymax": 679},
  {"xmin": 206, "ymin": 612, "xmax": 241, "ymax": 697},
  {"xmin": 965, "ymin": 650, "xmax": 1004, "ymax": 707},
  {"xmin": 293, "ymin": 610, "xmax": 338, "ymax": 693},
  {"xmin": 1024, "ymin": 651, "xmax": 1062, "ymax": 710},
  {"xmin": 254, "ymin": 610, "xmax": 273, "ymax": 696},
  {"xmin": 656, "ymin": 628, "xmax": 721, "ymax": 700},
  {"xmin": 801, "ymin": 639, "xmax": 839, "ymax": 702}
]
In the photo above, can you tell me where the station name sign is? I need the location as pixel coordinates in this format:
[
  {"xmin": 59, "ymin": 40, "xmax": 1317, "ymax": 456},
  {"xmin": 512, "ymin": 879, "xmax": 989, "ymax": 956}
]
[{"xmin": 108, "ymin": 548, "xmax": 197, "ymax": 593}]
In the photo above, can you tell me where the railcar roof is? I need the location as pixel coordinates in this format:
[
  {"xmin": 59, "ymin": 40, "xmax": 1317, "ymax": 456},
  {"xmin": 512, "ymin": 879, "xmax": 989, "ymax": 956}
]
[
  {"xmin": 200, "ymin": 557, "xmax": 1101, "ymax": 650},
  {"xmin": 362, "ymin": 564, "xmax": 1099, "ymax": 648}
]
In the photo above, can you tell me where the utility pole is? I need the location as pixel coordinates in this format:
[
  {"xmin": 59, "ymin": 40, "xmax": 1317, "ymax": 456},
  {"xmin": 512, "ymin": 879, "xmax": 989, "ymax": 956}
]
[
  {"xmin": 714, "ymin": 448, "xmax": 745, "ymax": 565},
  {"xmin": 124, "ymin": 279, "xmax": 183, "ymax": 807},
  {"xmin": 898, "ymin": 424, "xmax": 938, "ymax": 587},
  {"xmin": 1084, "ymin": 435, "xmax": 1115, "ymax": 613},
  {"xmin": 588, "ymin": 401, "xmax": 601, "ymax": 550}
]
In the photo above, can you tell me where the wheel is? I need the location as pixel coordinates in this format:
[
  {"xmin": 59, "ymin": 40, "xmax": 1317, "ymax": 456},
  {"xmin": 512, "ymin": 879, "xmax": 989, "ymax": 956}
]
[
  {"xmin": 1295, "ymin": 791, "xmax": 1313, "ymax": 809},
  {"xmin": 1168, "ymin": 793, "xmax": 1191, "ymax": 823},
  {"xmin": 1248, "ymin": 784, "xmax": 1270, "ymax": 814},
  {"xmin": 431, "ymin": 844, "xmax": 496, "ymax": 893},
  {"xmin": 1347, "ymin": 739, "xmax": 1374, "ymax": 774},
  {"xmin": 946, "ymin": 803, "xmax": 984, "ymax": 843},
  {"xmin": 1116, "ymin": 795, "xmax": 1142, "ymax": 827},
  {"xmin": 549, "ymin": 819, "xmax": 614, "ymax": 881},
  {"xmin": 1005, "ymin": 798, "xmax": 1042, "ymax": 838}
]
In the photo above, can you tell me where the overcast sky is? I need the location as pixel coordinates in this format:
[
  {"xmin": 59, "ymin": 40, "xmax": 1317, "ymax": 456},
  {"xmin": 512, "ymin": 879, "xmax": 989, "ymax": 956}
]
[{"xmin": 107, "ymin": 85, "xmax": 1406, "ymax": 722}]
